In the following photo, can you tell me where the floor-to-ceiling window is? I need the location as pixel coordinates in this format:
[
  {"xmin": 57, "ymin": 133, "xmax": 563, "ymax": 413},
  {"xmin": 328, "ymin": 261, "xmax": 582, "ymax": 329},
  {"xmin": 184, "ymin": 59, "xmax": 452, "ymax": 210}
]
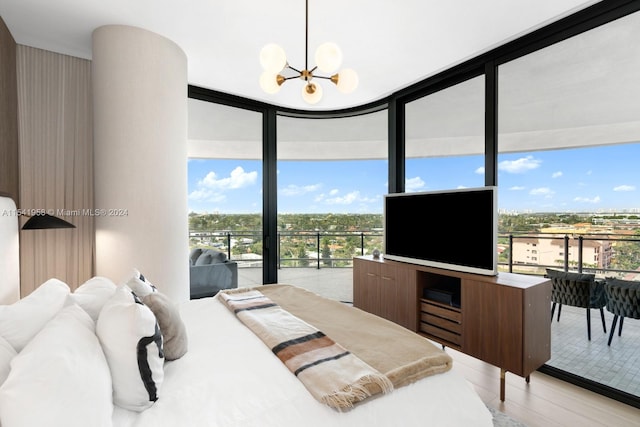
[
  {"xmin": 276, "ymin": 110, "xmax": 388, "ymax": 302},
  {"xmin": 497, "ymin": 10, "xmax": 640, "ymax": 398},
  {"xmin": 187, "ymin": 98, "xmax": 264, "ymax": 288}
]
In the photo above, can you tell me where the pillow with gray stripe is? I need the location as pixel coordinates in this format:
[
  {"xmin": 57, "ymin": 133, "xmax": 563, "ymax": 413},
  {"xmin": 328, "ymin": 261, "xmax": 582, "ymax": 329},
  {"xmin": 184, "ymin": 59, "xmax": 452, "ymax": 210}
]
[{"xmin": 96, "ymin": 285, "xmax": 164, "ymax": 411}]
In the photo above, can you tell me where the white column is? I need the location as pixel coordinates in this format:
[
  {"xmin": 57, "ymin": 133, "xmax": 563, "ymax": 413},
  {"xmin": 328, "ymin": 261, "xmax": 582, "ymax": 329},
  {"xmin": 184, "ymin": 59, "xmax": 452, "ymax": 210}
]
[{"xmin": 92, "ymin": 25, "xmax": 189, "ymax": 302}]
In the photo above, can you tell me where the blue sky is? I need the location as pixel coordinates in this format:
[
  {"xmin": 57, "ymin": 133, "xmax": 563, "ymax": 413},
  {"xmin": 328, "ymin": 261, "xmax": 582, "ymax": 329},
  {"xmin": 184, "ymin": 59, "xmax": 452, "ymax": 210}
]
[{"xmin": 188, "ymin": 143, "xmax": 640, "ymax": 214}]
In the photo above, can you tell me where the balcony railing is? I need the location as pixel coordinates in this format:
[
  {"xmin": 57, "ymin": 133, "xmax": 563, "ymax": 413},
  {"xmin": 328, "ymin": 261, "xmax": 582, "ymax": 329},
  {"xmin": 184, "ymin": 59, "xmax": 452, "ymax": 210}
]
[
  {"xmin": 499, "ymin": 232, "xmax": 640, "ymax": 278},
  {"xmin": 189, "ymin": 230, "xmax": 383, "ymax": 269},
  {"xmin": 190, "ymin": 230, "xmax": 640, "ymax": 277}
]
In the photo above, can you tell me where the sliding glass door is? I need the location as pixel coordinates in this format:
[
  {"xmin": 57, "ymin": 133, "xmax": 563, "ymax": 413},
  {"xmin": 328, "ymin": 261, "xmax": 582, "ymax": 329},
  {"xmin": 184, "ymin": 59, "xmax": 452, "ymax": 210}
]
[{"xmin": 187, "ymin": 99, "xmax": 264, "ymax": 290}]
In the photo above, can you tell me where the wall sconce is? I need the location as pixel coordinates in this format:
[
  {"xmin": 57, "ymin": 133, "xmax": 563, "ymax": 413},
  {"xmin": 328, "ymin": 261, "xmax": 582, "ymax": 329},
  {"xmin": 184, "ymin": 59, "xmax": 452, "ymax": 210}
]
[{"xmin": 22, "ymin": 214, "xmax": 75, "ymax": 230}]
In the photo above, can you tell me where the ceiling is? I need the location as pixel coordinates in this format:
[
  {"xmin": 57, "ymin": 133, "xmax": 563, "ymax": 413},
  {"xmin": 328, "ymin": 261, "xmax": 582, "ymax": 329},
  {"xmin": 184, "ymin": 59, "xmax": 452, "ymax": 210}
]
[{"xmin": 0, "ymin": 0, "xmax": 600, "ymax": 111}]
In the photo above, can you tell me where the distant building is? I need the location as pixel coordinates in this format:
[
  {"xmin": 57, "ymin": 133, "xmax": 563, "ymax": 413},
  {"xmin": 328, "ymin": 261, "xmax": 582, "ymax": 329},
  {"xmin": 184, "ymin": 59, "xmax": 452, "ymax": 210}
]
[{"xmin": 511, "ymin": 234, "xmax": 612, "ymax": 269}]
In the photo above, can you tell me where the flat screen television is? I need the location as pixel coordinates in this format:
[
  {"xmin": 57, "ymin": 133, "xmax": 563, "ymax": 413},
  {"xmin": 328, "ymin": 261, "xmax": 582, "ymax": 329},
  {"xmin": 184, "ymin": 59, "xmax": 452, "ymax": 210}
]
[{"xmin": 383, "ymin": 186, "xmax": 498, "ymax": 276}]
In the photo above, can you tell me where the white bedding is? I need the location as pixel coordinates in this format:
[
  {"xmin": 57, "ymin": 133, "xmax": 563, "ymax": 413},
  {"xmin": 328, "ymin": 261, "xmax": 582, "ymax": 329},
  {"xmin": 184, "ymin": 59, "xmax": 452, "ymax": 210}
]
[{"xmin": 112, "ymin": 294, "xmax": 493, "ymax": 427}]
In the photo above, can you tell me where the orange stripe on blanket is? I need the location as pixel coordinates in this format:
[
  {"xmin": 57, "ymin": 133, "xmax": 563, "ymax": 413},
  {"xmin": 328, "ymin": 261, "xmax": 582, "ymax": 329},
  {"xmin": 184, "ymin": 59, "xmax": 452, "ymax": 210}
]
[
  {"xmin": 272, "ymin": 332, "xmax": 335, "ymax": 363},
  {"xmin": 283, "ymin": 343, "xmax": 350, "ymax": 375}
]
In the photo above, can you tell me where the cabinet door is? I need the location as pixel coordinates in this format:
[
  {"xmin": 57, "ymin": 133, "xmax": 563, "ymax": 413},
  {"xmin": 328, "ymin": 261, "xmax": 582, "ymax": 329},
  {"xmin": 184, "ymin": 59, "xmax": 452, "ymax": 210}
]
[
  {"xmin": 353, "ymin": 258, "xmax": 368, "ymax": 310},
  {"xmin": 353, "ymin": 258, "xmax": 381, "ymax": 315},
  {"xmin": 353, "ymin": 258, "xmax": 416, "ymax": 330},
  {"xmin": 462, "ymin": 279, "xmax": 524, "ymax": 375},
  {"xmin": 379, "ymin": 264, "xmax": 397, "ymax": 321},
  {"xmin": 394, "ymin": 265, "xmax": 418, "ymax": 331}
]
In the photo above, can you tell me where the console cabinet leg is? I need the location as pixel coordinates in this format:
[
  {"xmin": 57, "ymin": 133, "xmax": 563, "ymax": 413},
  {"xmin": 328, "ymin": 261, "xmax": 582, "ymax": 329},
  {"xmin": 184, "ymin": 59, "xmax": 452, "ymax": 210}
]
[{"xmin": 500, "ymin": 369, "xmax": 506, "ymax": 402}]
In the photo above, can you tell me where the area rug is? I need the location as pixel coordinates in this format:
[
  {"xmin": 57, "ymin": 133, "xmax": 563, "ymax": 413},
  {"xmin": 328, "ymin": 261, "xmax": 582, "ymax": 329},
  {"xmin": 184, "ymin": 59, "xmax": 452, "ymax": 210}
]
[{"xmin": 488, "ymin": 405, "xmax": 528, "ymax": 427}]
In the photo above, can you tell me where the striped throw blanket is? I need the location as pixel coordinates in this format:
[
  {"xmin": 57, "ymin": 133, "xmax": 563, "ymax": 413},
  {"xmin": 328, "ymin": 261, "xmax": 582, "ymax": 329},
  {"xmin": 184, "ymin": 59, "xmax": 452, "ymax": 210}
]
[{"xmin": 219, "ymin": 289, "xmax": 393, "ymax": 410}]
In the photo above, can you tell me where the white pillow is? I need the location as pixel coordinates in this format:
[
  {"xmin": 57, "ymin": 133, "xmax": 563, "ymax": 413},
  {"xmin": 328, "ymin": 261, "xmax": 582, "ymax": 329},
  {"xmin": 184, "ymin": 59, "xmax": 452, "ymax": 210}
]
[
  {"xmin": 0, "ymin": 304, "xmax": 113, "ymax": 427},
  {"xmin": 0, "ymin": 278, "xmax": 70, "ymax": 352},
  {"xmin": 97, "ymin": 285, "xmax": 164, "ymax": 411},
  {"xmin": 0, "ymin": 336, "xmax": 16, "ymax": 386},
  {"xmin": 126, "ymin": 268, "xmax": 158, "ymax": 298},
  {"xmin": 72, "ymin": 276, "xmax": 117, "ymax": 321}
]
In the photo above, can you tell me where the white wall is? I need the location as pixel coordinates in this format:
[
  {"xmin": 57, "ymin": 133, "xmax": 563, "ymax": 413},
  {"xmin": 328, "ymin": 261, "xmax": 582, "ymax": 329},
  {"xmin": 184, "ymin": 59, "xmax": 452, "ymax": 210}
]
[{"xmin": 92, "ymin": 25, "xmax": 189, "ymax": 301}]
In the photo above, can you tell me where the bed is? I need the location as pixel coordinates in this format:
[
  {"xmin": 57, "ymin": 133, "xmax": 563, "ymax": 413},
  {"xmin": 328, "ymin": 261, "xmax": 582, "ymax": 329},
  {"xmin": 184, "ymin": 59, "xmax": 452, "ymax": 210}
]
[{"xmin": 0, "ymin": 195, "xmax": 493, "ymax": 427}]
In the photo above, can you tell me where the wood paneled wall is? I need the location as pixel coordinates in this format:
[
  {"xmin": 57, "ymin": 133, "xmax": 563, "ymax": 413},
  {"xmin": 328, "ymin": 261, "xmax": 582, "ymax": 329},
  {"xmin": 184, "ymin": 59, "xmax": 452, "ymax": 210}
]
[{"xmin": 0, "ymin": 17, "xmax": 19, "ymax": 204}]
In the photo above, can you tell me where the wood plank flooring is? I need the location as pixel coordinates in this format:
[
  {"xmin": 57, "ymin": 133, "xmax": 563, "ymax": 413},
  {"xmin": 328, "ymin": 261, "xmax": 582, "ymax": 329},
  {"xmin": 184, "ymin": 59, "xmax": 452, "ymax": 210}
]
[{"xmin": 445, "ymin": 347, "xmax": 640, "ymax": 427}]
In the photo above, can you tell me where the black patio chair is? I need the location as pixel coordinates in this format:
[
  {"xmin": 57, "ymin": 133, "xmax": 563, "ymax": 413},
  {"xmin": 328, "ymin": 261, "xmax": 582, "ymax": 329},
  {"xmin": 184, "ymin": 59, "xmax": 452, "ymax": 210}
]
[
  {"xmin": 604, "ymin": 278, "xmax": 640, "ymax": 346},
  {"xmin": 546, "ymin": 269, "xmax": 607, "ymax": 341}
]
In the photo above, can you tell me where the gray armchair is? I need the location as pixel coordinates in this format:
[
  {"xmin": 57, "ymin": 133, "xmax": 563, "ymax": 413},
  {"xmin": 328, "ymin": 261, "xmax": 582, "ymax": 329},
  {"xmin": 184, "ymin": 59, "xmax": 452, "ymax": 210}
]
[{"xmin": 189, "ymin": 248, "xmax": 238, "ymax": 299}]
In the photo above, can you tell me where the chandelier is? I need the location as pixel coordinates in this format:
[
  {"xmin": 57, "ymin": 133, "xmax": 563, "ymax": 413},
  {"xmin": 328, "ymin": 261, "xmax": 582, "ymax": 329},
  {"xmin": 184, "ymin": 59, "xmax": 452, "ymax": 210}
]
[{"xmin": 258, "ymin": 0, "xmax": 358, "ymax": 105}]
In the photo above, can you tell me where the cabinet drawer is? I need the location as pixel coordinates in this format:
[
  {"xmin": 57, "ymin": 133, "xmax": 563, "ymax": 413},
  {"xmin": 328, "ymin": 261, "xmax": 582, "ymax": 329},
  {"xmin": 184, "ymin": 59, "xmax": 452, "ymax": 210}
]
[
  {"xmin": 420, "ymin": 312, "xmax": 462, "ymax": 334},
  {"xmin": 420, "ymin": 300, "xmax": 462, "ymax": 323},
  {"xmin": 420, "ymin": 323, "xmax": 462, "ymax": 346}
]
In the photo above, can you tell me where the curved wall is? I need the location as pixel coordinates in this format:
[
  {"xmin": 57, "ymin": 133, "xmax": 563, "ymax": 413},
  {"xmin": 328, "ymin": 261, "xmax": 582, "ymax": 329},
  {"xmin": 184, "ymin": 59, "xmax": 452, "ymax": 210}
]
[{"xmin": 92, "ymin": 25, "xmax": 189, "ymax": 301}]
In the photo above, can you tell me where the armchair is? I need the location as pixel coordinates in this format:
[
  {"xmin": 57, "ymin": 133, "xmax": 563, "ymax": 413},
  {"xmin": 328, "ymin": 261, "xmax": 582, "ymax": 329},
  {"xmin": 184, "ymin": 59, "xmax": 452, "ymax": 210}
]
[
  {"xmin": 189, "ymin": 248, "xmax": 238, "ymax": 299},
  {"xmin": 604, "ymin": 278, "xmax": 640, "ymax": 346},
  {"xmin": 546, "ymin": 269, "xmax": 607, "ymax": 341}
]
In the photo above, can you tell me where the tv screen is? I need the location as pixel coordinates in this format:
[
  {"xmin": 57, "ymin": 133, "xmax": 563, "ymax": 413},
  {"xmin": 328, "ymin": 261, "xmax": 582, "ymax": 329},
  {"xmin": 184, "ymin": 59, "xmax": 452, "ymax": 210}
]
[{"xmin": 384, "ymin": 186, "xmax": 497, "ymax": 276}]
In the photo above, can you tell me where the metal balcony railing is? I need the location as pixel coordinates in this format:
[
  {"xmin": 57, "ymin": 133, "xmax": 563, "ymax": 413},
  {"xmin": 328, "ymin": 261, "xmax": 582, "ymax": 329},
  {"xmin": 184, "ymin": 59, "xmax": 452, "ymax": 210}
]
[
  {"xmin": 190, "ymin": 230, "xmax": 640, "ymax": 277},
  {"xmin": 189, "ymin": 230, "xmax": 384, "ymax": 269},
  {"xmin": 499, "ymin": 232, "xmax": 640, "ymax": 278}
]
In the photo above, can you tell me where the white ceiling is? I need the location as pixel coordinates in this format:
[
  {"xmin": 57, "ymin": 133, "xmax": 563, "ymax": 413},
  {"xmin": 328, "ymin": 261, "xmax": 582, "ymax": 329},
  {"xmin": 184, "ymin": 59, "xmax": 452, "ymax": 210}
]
[{"xmin": 0, "ymin": 0, "xmax": 600, "ymax": 111}]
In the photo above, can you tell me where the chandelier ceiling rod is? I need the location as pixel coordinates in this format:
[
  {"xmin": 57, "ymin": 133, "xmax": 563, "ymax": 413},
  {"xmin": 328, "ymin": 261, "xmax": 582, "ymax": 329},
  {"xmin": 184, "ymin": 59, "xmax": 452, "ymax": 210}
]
[{"xmin": 305, "ymin": 0, "xmax": 309, "ymax": 73}]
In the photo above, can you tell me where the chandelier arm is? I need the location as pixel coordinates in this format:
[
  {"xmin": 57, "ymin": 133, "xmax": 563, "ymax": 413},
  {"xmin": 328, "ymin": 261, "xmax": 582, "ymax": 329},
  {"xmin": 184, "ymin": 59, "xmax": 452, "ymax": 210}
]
[
  {"xmin": 287, "ymin": 64, "xmax": 303, "ymax": 74},
  {"xmin": 313, "ymin": 75, "xmax": 332, "ymax": 80},
  {"xmin": 283, "ymin": 76, "xmax": 301, "ymax": 81}
]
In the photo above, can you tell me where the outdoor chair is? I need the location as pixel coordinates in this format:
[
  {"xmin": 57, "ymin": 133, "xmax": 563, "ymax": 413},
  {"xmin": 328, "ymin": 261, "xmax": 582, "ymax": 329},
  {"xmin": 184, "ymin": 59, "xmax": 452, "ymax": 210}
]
[
  {"xmin": 604, "ymin": 278, "xmax": 640, "ymax": 346},
  {"xmin": 546, "ymin": 269, "xmax": 607, "ymax": 341}
]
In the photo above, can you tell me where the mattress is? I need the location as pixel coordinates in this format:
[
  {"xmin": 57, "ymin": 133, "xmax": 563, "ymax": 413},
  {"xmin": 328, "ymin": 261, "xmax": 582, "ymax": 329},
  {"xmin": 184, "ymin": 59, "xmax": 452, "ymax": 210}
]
[{"xmin": 112, "ymin": 290, "xmax": 493, "ymax": 427}]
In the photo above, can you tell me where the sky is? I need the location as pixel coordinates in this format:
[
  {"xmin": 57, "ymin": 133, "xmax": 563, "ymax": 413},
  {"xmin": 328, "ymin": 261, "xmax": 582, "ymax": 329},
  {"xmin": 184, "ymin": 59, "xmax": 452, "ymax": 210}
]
[{"xmin": 188, "ymin": 143, "xmax": 640, "ymax": 214}]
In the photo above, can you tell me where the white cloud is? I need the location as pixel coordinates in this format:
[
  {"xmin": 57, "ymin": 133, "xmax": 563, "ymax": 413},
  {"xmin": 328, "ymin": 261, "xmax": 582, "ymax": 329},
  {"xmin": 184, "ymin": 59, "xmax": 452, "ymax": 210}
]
[
  {"xmin": 498, "ymin": 156, "xmax": 542, "ymax": 173},
  {"xmin": 405, "ymin": 176, "xmax": 426, "ymax": 192},
  {"xmin": 529, "ymin": 187, "xmax": 554, "ymax": 197},
  {"xmin": 199, "ymin": 167, "xmax": 257, "ymax": 190},
  {"xmin": 475, "ymin": 166, "xmax": 485, "ymax": 174},
  {"xmin": 189, "ymin": 166, "xmax": 257, "ymax": 203},
  {"xmin": 329, "ymin": 189, "xmax": 339, "ymax": 196},
  {"xmin": 613, "ymin": 185, "xmax": 635, "ymax": 192},
  {"xmin": 552, "ymin": 171, "xmax": 563, "ymax": 178},
  {"xmin": 280, "ymin": 183, "xmax": 322, "ymax": 196},
  {"xmin": 510, "ymin": 186, "xmax": 525, "ymax": 191},
  {"xmin": 573, "ymin": 196, "xmax": 601, "ymax": 204},
  {"xmin": 325, "ymin": 191, "xmax": 360, "ymax": 205}
]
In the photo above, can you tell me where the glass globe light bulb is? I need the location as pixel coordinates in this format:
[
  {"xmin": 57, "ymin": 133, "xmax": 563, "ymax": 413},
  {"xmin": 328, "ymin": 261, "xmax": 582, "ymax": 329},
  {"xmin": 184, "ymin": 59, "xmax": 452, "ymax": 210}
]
[
  {"xmin": 260, "ymin": 43, "xmax": 287, "ymax": 74},
  {"xmin": 259, "ymin": 71, "xmax": 282, "ymax": 94},
  {"xmin": 315, "ymin": 42, "xmax": 342, "ymax": 74},
  {"xmin": 301, "ymin": 81, "xmax": 323, "ymax": 104},
  {"xmin": 334, "ymin": 68, "xmax": 358, "ymax": 94}
]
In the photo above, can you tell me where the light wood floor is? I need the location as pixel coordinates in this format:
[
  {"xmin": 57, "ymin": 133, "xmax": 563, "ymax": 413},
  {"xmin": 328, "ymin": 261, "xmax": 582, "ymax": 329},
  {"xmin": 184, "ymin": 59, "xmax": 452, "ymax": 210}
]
[{"xmin": 445, "ymin": 347, "xmax": 640, "ymax": 427}]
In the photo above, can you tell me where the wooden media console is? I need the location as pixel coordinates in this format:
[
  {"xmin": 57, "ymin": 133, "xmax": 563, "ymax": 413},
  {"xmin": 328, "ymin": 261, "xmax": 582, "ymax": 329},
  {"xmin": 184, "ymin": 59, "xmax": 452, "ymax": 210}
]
[{"xmin": 353, "ymin": 255, "xmax": 551, "ymax": 401}]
